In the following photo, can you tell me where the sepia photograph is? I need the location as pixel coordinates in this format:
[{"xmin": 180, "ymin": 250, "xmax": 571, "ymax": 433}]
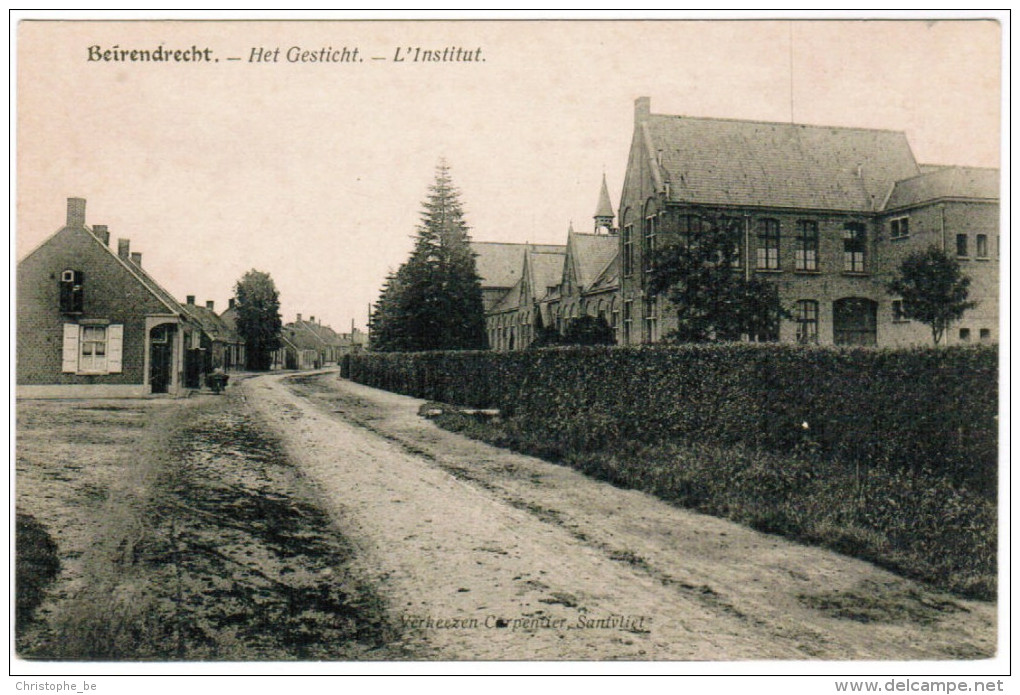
[{"xmin": 11, "ymin": 13, "xmax": 1006, "ymax": 681}]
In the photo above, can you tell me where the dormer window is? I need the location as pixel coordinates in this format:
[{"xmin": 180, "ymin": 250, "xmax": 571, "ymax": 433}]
[{"xmin": 59, "ymin": 269, "xmax": 84, "ymax": 313}]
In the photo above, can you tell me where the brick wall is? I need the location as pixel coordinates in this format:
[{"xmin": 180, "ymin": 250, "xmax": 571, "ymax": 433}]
[{"xmin": 17, "ymin": 226, "xmax": 170, "ymax": 385}]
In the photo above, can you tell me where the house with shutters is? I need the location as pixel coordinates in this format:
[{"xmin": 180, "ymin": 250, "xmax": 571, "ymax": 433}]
[{"xmin": 17, "ymin": 198, "xmax": 202, "ymax": 397}]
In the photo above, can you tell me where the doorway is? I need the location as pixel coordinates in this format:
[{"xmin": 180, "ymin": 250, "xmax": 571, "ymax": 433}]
[{"xmin": 149, "ymin": 324, "xmax": 174, "ymax": 394}]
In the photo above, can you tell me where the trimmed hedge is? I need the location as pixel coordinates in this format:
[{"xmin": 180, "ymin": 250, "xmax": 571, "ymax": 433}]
[{"xmin": 342, "ymin": 344, "xmax": 998, "ymax": 496}]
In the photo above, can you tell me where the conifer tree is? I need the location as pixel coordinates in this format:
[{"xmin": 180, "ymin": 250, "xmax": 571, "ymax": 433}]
[{"xmin": 370, "ymin": 161, "xmax": 488, "ymax": 351}]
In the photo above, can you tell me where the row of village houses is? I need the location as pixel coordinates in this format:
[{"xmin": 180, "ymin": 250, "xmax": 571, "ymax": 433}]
[
  {"xmin": 477, "ymin": 97, "xmax": 999, "ymax": 351},
  {"xmin": 16, "ymin": 197, "xmax": 366, "ymax": 398}
]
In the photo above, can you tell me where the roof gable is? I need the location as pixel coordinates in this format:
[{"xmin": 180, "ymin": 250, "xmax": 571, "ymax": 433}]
[
  {"xmin": 527, "ymin": 251, "xmax": 566, "ymax": 302},
  {"xmin": 471, "ymin": 241, "xmax": 564, "ymax": 289},
  {"xmin": 19, "ymin": 223, "xmax": 186, "ymax": 316},
  {"xmin": 567, "ymin": 232, "xmax": 619, "ymax": 290}
]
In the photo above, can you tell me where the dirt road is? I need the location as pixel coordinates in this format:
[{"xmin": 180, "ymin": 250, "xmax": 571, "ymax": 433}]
[{"xmin": 245, "ymin": 370, "xmax": 996, "ymax": 661}]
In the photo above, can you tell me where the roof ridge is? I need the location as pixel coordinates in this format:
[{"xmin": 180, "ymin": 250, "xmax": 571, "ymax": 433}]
[{"xmin": 648, "ymin": 111, "xmax": 908, "ymax": 136}]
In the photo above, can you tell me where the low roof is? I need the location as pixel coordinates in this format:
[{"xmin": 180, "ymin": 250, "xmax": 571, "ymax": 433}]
[
  {"xmin": 182, "ymin": 303, "xmax": 243, "ymax": 343},
  {"xmin": 884, "ymin": 166, "xmax": 1000, "ymax": 211}
]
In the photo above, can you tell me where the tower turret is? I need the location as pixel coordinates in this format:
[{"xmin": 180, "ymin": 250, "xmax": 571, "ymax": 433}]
[{"xmin": 594, "ymin": 173, "xmax": 615, "ymax": 233}]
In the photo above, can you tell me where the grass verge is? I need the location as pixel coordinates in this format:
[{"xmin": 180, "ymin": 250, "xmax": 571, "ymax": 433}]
[{"xmin": 430, "ymin": 407, "xmax": 996, "ymax": 602}]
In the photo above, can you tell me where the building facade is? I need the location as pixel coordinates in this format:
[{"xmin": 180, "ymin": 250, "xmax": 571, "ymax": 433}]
[
  {"xmin": 482, "ymin": 98, "xmax": 998, "ymax": 350},
  {"xmin": 17, "ymin": 198, "xmax": 201, "ymax": 397}
]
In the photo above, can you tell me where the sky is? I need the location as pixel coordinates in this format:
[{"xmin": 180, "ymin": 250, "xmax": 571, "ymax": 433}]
[{"xmin": 16, "ymin": 18, "xmax": 1002, "ymax": 332}]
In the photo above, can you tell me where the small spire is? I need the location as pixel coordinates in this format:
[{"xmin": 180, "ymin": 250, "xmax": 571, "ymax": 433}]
[
  {"xmin": 568, "ymin": 220, "xmax": 575, "ymax": 235},
  {"xmin": 594, "ymin": 173, "xmax": 614, "ymax": 232}
]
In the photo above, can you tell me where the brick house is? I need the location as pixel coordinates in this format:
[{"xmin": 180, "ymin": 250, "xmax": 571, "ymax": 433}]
[
  {"xmin": 216, "ymin": 298, "xmax": 249, "ymax": 370},
  {"xmin": 181, "ymin": 297, "xmax": 247, "ymax": 373},
  {"xmin": 614, "ymin": 97, "xmax": 999, "ymax": 347},
  {"xmin": 17, "ymin": 198, "xmax": 201, "ymax": 397}
]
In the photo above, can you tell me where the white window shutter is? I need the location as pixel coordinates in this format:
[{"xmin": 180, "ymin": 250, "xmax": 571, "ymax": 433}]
[
  {"xmin": 107, "ymin": 324, "xmax": 124, "ymax": 373},
  {"xmin": 61, "ymin": 324, "xmax": 79, "ymax": 373}
]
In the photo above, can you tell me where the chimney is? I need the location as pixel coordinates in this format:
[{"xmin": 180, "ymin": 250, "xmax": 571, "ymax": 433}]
[
  {"xmin": 92, "ymin": 224, "xmax": 110, "ymax": 245},
  {"xmin": 66, "ymin": 198, "xmax": 86, "ymax": 228},
  {"xmin": 118, "ymin": 238, "xmax": 130, "ymax": 259},
  {"xmin": 297, "ymin": 313, "xmax": 302, "ymax": 322},
  {"xmin": 310, "ymin": 316, "xmax": 315, "ymax": 323},
  {"xmin": 206, "ymin": 300, "xmax": 214, "ymax": 311},
  {"xmin": 130, "ymin": 252, "xmax": 142, "ymax": 266},
  {"xmin": 228, "ymin": 298, "xmax": 236, "ymax": 309},
  {"xmin": 186, "ymin": 295, "xmax": 195, "ymax": 305},
  {"xmin": 635, "ymin": 96, "xmax": 651, "ymax": 123}
]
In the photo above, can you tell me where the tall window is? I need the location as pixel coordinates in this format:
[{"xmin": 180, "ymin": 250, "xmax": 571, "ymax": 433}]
[
  {"xmin": 59, "ymin": 269, "xmax": 84, "ymax": 313},
  {"xmin": 643, "ymin": 214, "xmax": 657, "ymax": 273},
  {"xmin": 757, "ymin": 219, "xmax": 780, "ymax": 270},
  {"xmin": 891, "ymin": 300, "xmax": 908, "ymax": 322},
  {"xmin": 623, "ymin": 300, "xmax": 633, "ymax": 344},
  {"xmin": 679, "ymin": 214, "xmax": 702, "ymax": 249},
  {"xmin": 843, "ymin": 223, "xmax": 866, "ymax": 272},
  {"xmin": 956, "ymin": 234, "xmax": 969, "ymax": 258},
  {"xmin": 643, "ymin": 297, "xmax": 657, "ymax": 343},
  {"xmin": 976, "ymin": 234, "xmax": 988, "ymax": 258},
  {"xmin": 795, "ymin": 221, "xmax": 819, "ymax": 271},
  {"xmin": 721, "ymin": 216, "xmax": 743, "ymax": 269},
  {"xmin": 890, "ymin": 217, "xmax": 909, "ymax": 239},
  {"xmin": 623, "ymin": 224, "xmax": 635, "ymax": 276},
  {"xmin": 795, "ymin": 300, "xmax": 819, "ymax": 344}
]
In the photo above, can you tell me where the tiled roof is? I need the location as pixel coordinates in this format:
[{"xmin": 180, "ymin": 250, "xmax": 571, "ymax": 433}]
[
  {"xmin": 470, "ymin": 241, "xmax": 563, "ymax": 289},
  {"xmin": 527, "ymin": 251, "xmax": 566, "ymax": 302},
  {"xmin": 884, "ymin": 166, "xmax": 999, "ymax": 211},
  {"xmin": 586, "ymin": 252, "xmax": 619, "ymax": 294},
  {"xmin": 284, "ymin": 323, "xmax": 325, "ymax": 350},
  {"xmin": 644, "ymin": 114, "xmax": 921, "ymax": 212},
  {"xmin": 182, "ymin": 303, "xmax": 242, "ymax": 343},
  {"xmin": 569, "ymin": 232, "xmax": 619, "ymax": 290},
  {"xmin": 490, "ymin": 277, "xmax": 523, "ymax": 313}
]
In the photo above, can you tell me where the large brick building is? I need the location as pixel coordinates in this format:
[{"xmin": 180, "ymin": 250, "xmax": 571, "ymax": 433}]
[
  {"xmin": 17, "ymin": 198, "xmax": 203, "ymax": 397},
  {"xmin": 616, "ymin": 97, "xmax": 999, "ymax": 347},
  {"xmin": 481, "ymin": 98, "xmax": 999, "ymax": 349}
]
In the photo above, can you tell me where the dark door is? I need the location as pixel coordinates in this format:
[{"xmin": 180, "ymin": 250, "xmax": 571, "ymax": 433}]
[
  {"xmin": 184, "ymin": 349, "xmax": 202, "ymax": 388},
  {"xmin": 150, "ymin": 325, "xmax": 173, "ymax": 394},
  {"xmin": 833, "ymin": 298, "xmax": 878, "ymax": 346}
]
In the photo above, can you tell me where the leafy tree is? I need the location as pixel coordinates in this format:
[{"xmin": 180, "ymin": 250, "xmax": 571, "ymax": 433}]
[
  {"xmin": 562, "ymin": 315, "xmax": 616, "ymax": 346},
  {"xmin": 370, "ymin": 160, "xmax": 488, "ymax": 352},
  {"xmin": 887, "ymin": 246, "xmax": 976, "ymax": 345},
  {"xmin": 233, "ymin": 269, "xmax": 282, "ymax": 370},
  {"xmin": 647, "ymin": 214, "xmax": 786, "ymax": 342}
]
